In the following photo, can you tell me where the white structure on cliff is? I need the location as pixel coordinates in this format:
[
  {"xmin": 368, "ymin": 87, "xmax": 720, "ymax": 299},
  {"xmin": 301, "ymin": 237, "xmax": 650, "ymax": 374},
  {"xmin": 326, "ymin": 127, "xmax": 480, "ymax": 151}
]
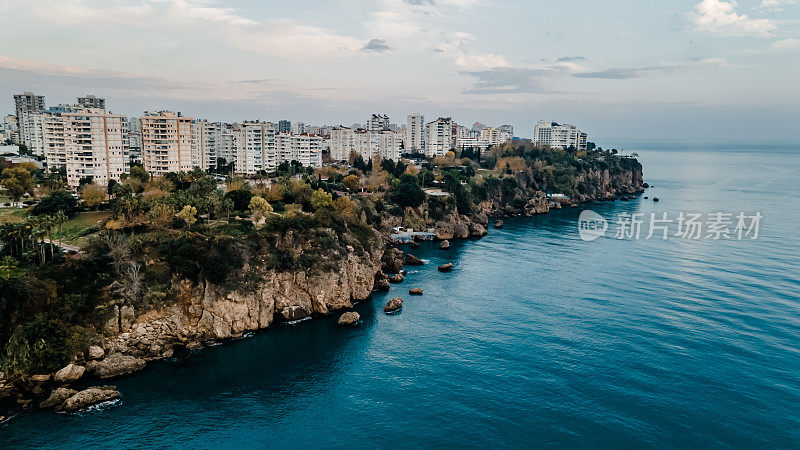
[{"xmin": 532, "ymin": 121, "xmax": 587, "ymax": 150}]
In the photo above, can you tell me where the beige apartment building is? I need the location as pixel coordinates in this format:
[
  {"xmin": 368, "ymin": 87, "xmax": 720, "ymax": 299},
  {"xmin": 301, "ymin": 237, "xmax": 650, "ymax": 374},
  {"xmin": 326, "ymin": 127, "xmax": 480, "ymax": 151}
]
[
  {"xmin": 63, "ymin": 108, "xmax": 128, "ymax": 187},
  {"xmin": 141, "ymin": 111, "xmax": 195, "ymax": 175}
]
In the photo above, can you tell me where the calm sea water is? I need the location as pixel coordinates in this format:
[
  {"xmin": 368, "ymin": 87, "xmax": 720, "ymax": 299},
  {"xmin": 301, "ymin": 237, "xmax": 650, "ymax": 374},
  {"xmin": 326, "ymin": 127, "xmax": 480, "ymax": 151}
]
[{"xmin": 2, "ymin": 143, "xmax": 799, "ymax": 448}]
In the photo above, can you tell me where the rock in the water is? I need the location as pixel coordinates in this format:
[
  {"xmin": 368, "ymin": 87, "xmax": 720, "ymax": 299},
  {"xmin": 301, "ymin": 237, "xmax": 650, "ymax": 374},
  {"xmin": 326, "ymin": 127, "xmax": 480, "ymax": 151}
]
[
  {"xmin": 469, "ymin": 222, "xmax": 487, "ymax": 237},
  {"xmin": 410, "ymin": 241, "xmax": 421, "ymax": 248},
  {"xmin": 439, "ymin": 240, "xmax": 450, "ymax": 249},
  {"xmin": 494, "ymin": 220, "xmax": 504, "ymax": 229},
  {"xmin": 58, "ymin": 387, "xmax": 120, "ymax": 412},
  {"xmin": 409, "ymin": 288, "xmax": 423, "ymax": 295},
  {"xmin": 91, "ymin": 353, "xmax": 146, "ymax": 379},
  {"xmin": 39, "ymin": 388, "xmax": 77, "ymax": 409},
  {"xmin": 389, "ymin": 273, "xmax": 404, "ymax": 283},
  {"xmin": 375, "ymin": 277, "xmax": 390, "ymax": 292},
  {"xmin": 88, "ymin": 345, "xmax": 105, "ymax": 360},
  {"xmin": 644, "ymin": 196, "xmax": 648, "ymax": 199},
  {"xmin": 620, "ymin": 196, "xmax": 628, "ymax": 201},
  {"xmin": 404, "ymin": 254, "xmax": 424, "ymax": 265},
  {"xmin": 337, "ymin": 312, "xmax": 360, "ymax": 326},
  {"xmin": 653, "ymin": 197, "xmax": 660, "ymax": 202},
  {"xmin": 381, "ymin": 248, "xmax": 404, "ymax": 274},
  {"xmin": 54, "ymin": 364, "xmax": 85, "ymax": 384},
  {"xmin": 438, "ymin": 263, "xmax": 454, "ymax": 273},
  {"xmin": 384, "ymin": 297, "xmax": 403, "ymax": 313},
  {"xmin": 643, "ymin": 182, "xmax": 650, "ymax": 188}
]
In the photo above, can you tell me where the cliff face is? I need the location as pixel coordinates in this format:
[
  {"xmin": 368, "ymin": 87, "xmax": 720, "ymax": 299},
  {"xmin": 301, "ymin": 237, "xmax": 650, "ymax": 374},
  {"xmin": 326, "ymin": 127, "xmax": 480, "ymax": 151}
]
[{"xmin": 103, "ymin": 246, "xmax": 383, "ymax": 358}]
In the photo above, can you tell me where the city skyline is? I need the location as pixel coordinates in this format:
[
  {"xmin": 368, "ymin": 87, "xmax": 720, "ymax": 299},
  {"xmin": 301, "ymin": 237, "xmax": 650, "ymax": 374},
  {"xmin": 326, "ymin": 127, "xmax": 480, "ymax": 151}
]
[{"xmin": 1, "ymin": 0, "xmax": 799, "ymax": 142}]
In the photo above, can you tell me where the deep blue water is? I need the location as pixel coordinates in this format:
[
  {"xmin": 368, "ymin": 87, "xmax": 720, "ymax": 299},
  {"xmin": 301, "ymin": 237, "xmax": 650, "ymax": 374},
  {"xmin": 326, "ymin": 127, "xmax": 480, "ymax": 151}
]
[{"xmin": 2, "ymin": 143, "xmax": 799, "ymax": 448}]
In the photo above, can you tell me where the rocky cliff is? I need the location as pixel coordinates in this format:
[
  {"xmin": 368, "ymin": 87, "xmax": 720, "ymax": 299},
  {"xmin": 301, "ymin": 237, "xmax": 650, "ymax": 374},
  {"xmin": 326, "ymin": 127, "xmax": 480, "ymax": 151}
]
[{"xmin": 102, "ymin": 247, "xmax": 383, "ymax": 359}]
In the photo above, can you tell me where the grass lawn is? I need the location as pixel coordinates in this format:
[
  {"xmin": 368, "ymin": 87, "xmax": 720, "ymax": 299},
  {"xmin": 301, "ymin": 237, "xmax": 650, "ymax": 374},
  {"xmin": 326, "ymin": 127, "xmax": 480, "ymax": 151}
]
[
  {"xmin": 52, "ymin": 211, "xmax": 110, "ymax": 247},
  {"xmin": 0, "ymin": 207, "xmax": 29, "ymax": 224}
]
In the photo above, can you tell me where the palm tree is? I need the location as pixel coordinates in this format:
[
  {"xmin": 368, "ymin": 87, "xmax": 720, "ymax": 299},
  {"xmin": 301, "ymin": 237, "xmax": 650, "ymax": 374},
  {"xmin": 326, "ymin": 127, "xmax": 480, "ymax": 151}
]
[{"xmin": 54, "ymin": 210, "xmax": 68, "ymax": 251}]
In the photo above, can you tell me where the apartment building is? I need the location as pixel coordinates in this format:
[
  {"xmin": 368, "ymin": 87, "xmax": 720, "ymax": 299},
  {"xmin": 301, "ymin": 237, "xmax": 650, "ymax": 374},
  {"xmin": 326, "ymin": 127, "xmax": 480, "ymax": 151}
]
[
  {"xmin": 532, "ymin": 120, "xmax": 587, "ymax": 150},
  {"xmin": 77, "ymin": 95, "xmax": 106, "ymax": 110},
  {"xmin": 14, "ymin": 92, "xmax": 47, "ymax": 156},
  {"xmin": 424, "ymin": 117, "xmax": 453, "ymax": 157},
  {"xmin": 141, "ymin": 111, "xmax": 195, "ymax": 175},
  {"xmin": 62, "ymin": 108, "xmax": 127, "ymax": 187},
  {"xmin": 479, "ymin": 126, "xmax": 513, "ymax": 147},
  {"xmin": 275, "ymin": 133, "xmax": 322, "ymax": 168},
  {"xmin": 367, "ymin": 114, "xmax": 390, "ymax": 132},
  {"xmin": 405, "ymin": 114, "xmax": 424, "ymax": 152}
]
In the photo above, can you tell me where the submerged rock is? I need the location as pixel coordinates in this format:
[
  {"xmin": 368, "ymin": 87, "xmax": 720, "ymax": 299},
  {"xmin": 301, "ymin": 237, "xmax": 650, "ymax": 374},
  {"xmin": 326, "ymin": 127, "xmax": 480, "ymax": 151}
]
[
  {"xmin": 439, "ymin": 240, "xmax": 450, "ymax": 250},
  {"xmin": 337, "ymin": 312, "xmax": 360, "ymax": 326},
  {"xmin": 384, "ymin": 297, "xmax": 403, "ymax": 313},
  {"xmin": 58, "ymin": 387, "xmax": 120, "ymax": 412},
  {"xmin": 653, "ymin": 197, "xmax": 660, "ymax": 202},
  {"xmin": 90, "ymin": 354, "xmax": 146, "ymax": 379},
  {"xmin": 409, "ymin": 288, "xmax": 423, "ymax": 295},
  {"xmin": 494, "ymin": 220, "xmax": 504, "ymax": 229},
  {"xmin": 404, "ymin": 254, "xmax": 424, "ymax": 265},
  {"xmin": 438, "ymin": 263, "xmax": 454, "ymax": 273},
  {"xmin": 54, "ymin": 364, "xmax": 85, "ymax": 384}
]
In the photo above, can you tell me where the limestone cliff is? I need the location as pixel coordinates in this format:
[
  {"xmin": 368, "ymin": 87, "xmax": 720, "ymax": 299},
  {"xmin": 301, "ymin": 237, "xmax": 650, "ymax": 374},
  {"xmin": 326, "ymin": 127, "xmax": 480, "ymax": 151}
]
[{"xmin": 102, "ymin": 245, "xmax": 383, "ymax": 359}]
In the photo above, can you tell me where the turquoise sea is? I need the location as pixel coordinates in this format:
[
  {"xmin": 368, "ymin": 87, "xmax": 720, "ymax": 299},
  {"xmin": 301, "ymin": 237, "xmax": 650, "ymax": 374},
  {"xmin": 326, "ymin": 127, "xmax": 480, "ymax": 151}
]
[{"xmin": 2, "ymin": 142, "xmax": 799, "ymax": 448}]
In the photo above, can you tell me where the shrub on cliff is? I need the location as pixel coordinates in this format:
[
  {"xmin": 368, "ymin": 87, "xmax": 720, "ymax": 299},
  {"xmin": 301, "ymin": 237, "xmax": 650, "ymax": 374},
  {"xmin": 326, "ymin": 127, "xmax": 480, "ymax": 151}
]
[{"xmin": 392, "ymin": 174, "xmax": 425, "ymax": 208}]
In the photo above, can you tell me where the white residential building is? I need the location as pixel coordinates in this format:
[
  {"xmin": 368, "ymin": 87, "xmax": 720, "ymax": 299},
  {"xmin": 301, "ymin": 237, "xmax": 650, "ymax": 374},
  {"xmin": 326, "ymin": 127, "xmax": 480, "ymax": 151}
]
[
  {"xmin": 191, "ymin": 119, "xmax": 220, "ymax": 171},
  {"xmin": 14, "ymin": 92, "xmax": 46, "ymax": 155},
  {"xmin": 42, "ymin": 106, "xmax": 76, "ymax": 169},
  {"xmin": 275, "ymin": 133, "xmax": 322, "ymax": 168},
  {"xmin": 367, "ymin": 114, "xmax": 390, "ymax": 132},
  {"xmin": 480, "ymin": 126, "xmax": 513, "ymax": 147},
  {"xmin": 291, "ymin": 121, "xmax": 305, "ymax": 134},
  {"xmin": 455, "ymin": 137, "xmax": 490, "ymax": 152},
  {"xmin": 330, "ymin": 126, "xmax": 403, "ymax": 162},
  {"xmin": 330, "ymin": 126, "xmax": 354, "ymax": 161},
  {"xmin": 405, "ymin": 114, "xmax": 424, "ymax": 152},
  {"xmin": 141, "ymin": 111, "xmax": 195, "ymax": 175},
  {"xmin": 232, "ymin": 121, "xmax": 277, "ymax": 174},
  {"xmin": 532, "ymin": 120, "xmax": 587, "ymax": 150},
  {"xmin": 424, "ymin": 117, "xmax": 453, "ymax": 157},
  {"xmin": 62, "ymin": 108, "xmax": 128, "ymax": 187},
  {"xmin": 2, "ymin": 115, "xmax": 19, "ymax": 144}
]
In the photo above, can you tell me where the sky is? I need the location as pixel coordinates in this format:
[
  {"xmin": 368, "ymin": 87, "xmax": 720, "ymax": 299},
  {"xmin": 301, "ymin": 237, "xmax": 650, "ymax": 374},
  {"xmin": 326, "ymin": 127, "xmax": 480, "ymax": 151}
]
[{"xmin": 1, "ymin": 0, "xmax": 799, "ymax": 143}]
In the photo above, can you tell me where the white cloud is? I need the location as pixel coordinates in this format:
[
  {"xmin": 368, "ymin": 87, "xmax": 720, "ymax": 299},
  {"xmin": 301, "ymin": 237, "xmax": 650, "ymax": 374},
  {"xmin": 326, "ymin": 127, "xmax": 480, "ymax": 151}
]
[
  {"xmin": 772, "ymin": 38, "xmax": 800, "ymax": 49},
  {"xmin": 688, "ymin": 0, "xmax": 777, "ymax": 36},
  {"xmin": 759, "ymin": 0, "xmax": 796, "ymax": 10}
]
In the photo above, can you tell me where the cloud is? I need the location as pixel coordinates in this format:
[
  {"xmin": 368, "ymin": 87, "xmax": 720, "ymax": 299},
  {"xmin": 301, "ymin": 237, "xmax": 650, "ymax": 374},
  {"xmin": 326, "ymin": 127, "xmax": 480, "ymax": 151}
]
[
  {"xmin": 25, "ymin": 0, "xmax": 367, "ymax": 60},
  {"xmin": 573, "ymin": 59, "xmax": 725, "ymax": 79},
  {"xmin": 687, "ymin": 0, "xmax": 777, "ymax": 36},
  {"xmin": 557, "ymin": 56, "xmax": 586, "ymax": 62},
  {"xmin": 461, "ymin": 67, "xmax": 567, "ymax": 94},
  {"xmin": 362, "ymin": 39, "xmax": 391, "ymax": 52},
  {"xmin": 760, "ymin": 0, "xmax": 796, "ymax": 10},
  {"xmin": 772, "ymin": 38, "xmax": 800, "ymax": 49}
]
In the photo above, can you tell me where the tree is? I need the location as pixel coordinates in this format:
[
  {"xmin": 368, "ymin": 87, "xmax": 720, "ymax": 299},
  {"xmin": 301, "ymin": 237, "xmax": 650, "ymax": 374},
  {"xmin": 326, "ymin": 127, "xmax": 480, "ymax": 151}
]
[
  {"xmin": 343, "ymin": 174, "xmax": 360, "ymax": 193},
  {"xmin": 80, "ymin": 183, "xmax": 107, "ymax": 210},
  {"xmin": 392, "ymin": 174, "xmax": 425, "ymax": 208},
  {"xmin": 1, "ymin": 167, "xmax": 36, "ymax": 201},
  {"xmin": 175, "ymin": 205, "xmax": 197, "ymax": 226},
  {"xmin": 248, "ymin": 196, "xmax": 273, "ymax": 222},
  {"xmin": 31, "ymin": 190, "xmax": 78, "ymax": 216},
  {"xmin": 311, "ymin": 189, "xmax": 333, "ymax": 211},
  {"xmin": 129, "ymin": 164, "xmax": 149, "ymax": 182},
  {"xmin": 225, "ymin": 189, "xmax": 253, "ymax": 212},
  {"xmin": 148, "ymin": 203, "xmax": 175, "ymax": 229}
]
